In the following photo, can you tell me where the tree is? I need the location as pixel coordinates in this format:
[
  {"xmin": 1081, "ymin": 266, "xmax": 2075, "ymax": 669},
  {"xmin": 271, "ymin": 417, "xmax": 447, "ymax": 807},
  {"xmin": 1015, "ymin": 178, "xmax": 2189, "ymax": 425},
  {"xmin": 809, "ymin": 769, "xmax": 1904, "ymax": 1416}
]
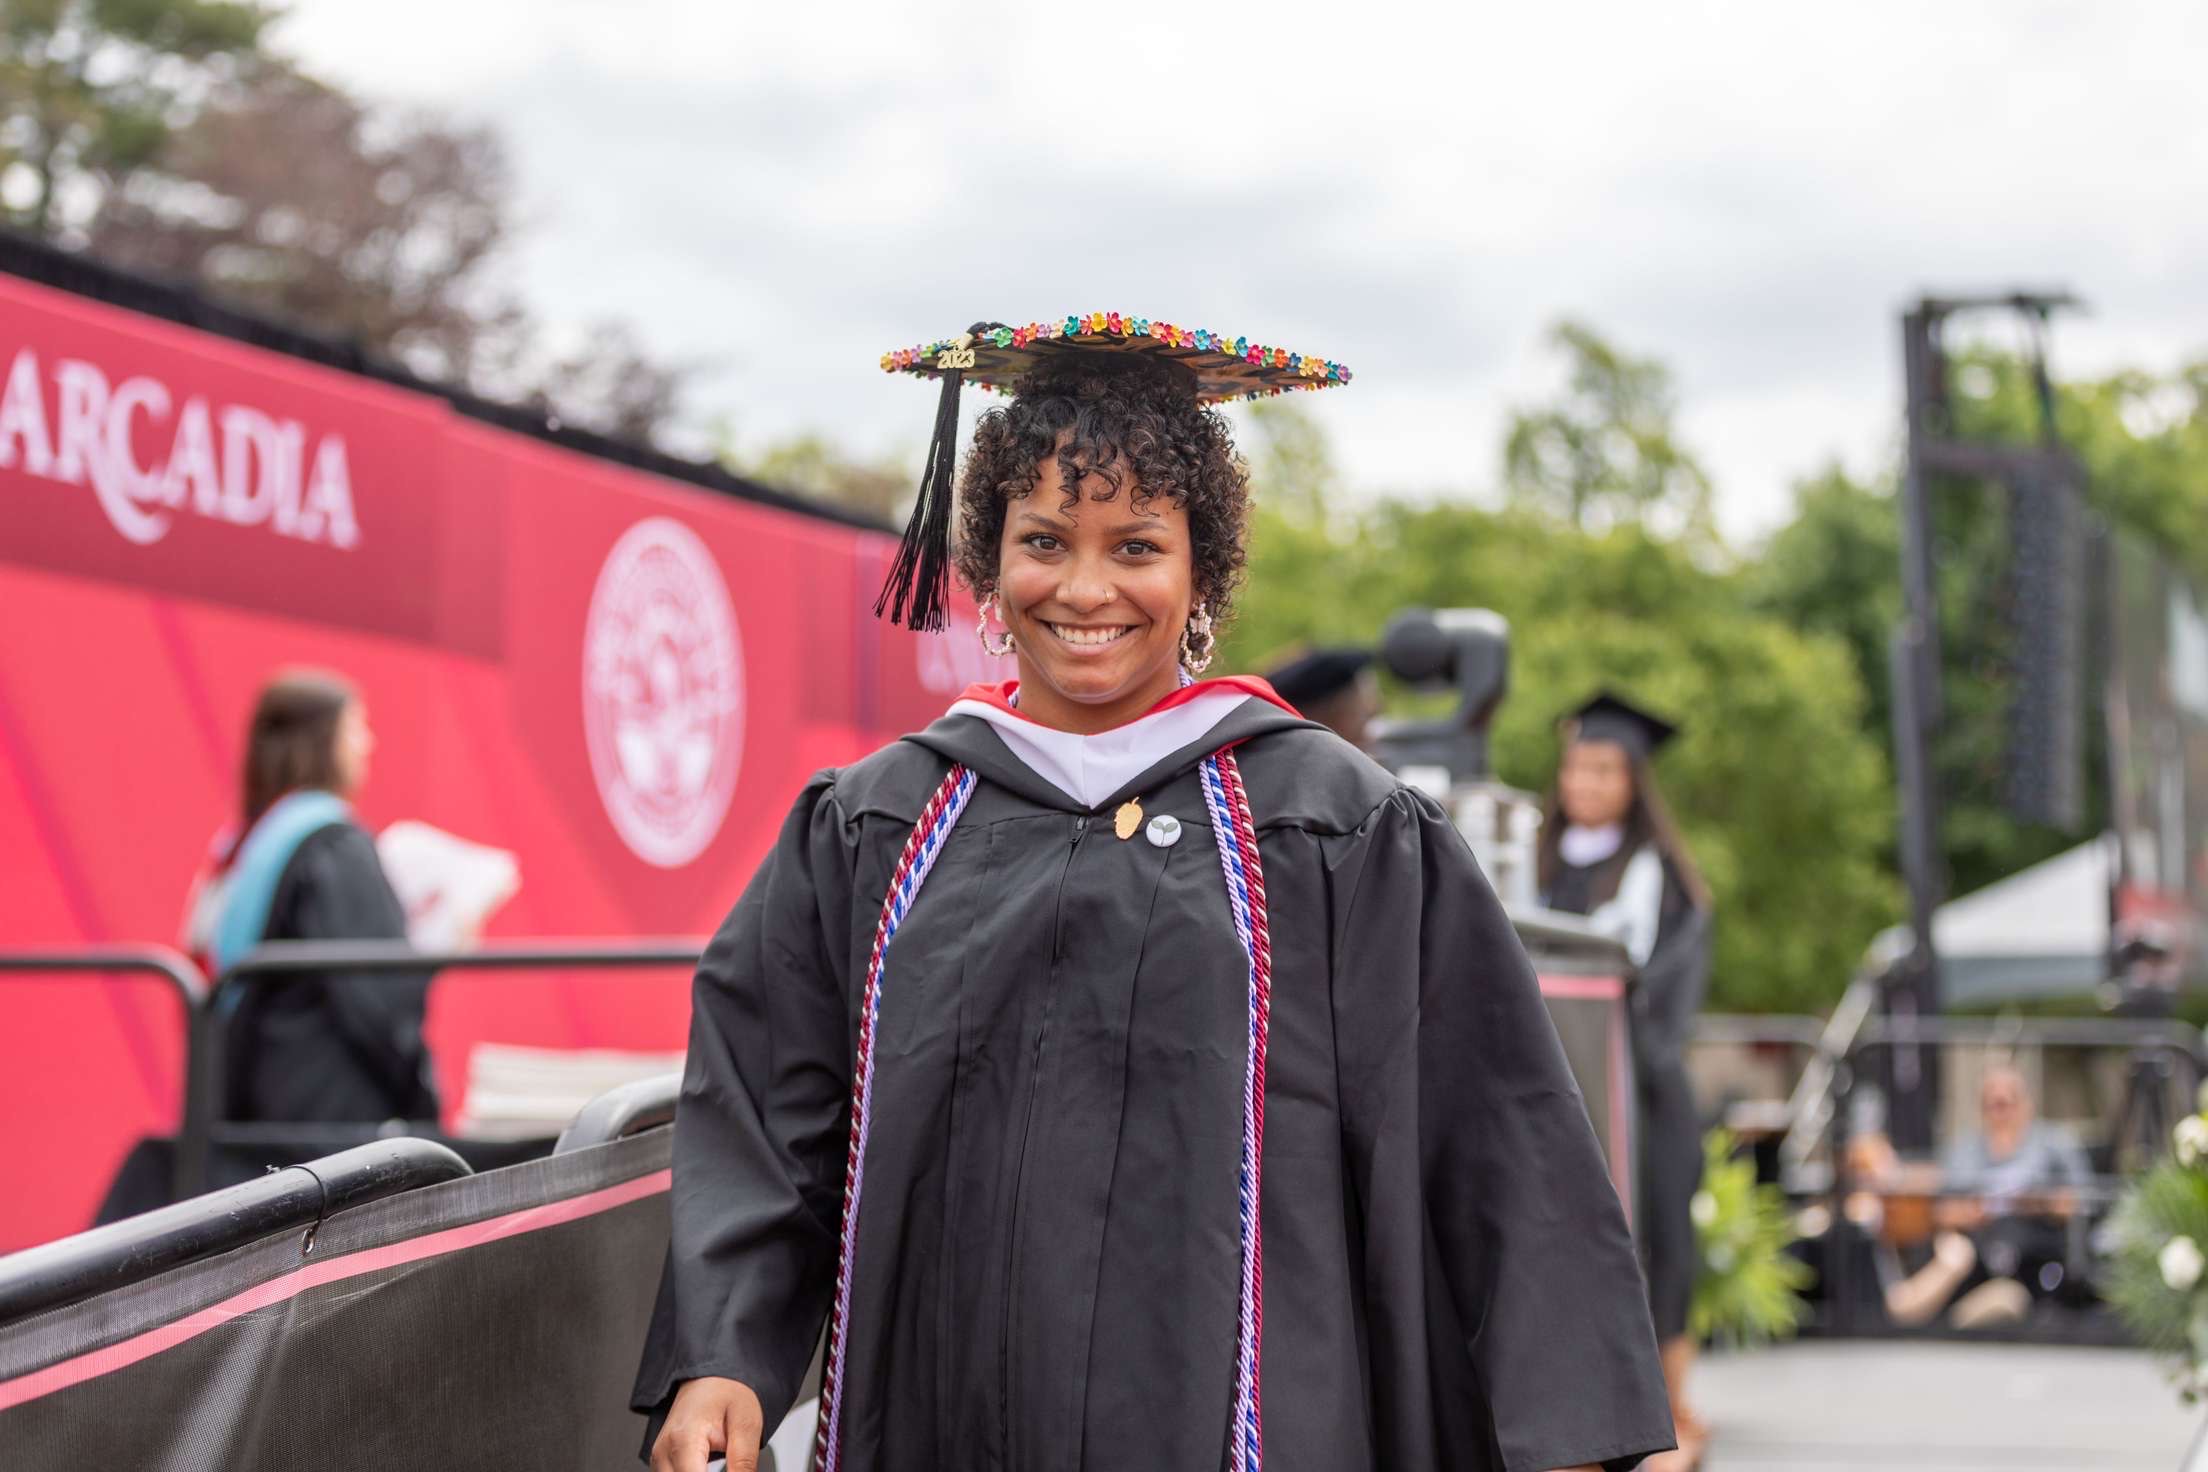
[
  {"xmin": 4, "ymin": 7, "xmax": 694, "ymax": 444},
  {"xmin": 1977, "ymin": 353, "xmax": 2208, "ymax": 582},
  {"xmin": 487, "ymin": 320, "xmax": 698, "ymax": 446},
  {"xmin": 82, "ymin": 63, "xmax": 516, "ymax": 384},
  {"xmin": 1219, "ymin": 433, "xmax": 1898, "ymax": 1014},
  {"xmin": 1503, "ymin": 320, "xmax": 1716, "ymax": 544},
  {"xmin": 1744, "ymin": 465, "xmax": 1900, "ymax": 777},
  {"xmin": 733, "ymin": 433, "xmax": 913, "ymax": 522},
  {"xmin": 1239, "ymin": 396, "xmax": 1337, "ymax": 523},
  {"xmin": 0, "ymin": 0, "xmax": 275, "ymax": 238}
]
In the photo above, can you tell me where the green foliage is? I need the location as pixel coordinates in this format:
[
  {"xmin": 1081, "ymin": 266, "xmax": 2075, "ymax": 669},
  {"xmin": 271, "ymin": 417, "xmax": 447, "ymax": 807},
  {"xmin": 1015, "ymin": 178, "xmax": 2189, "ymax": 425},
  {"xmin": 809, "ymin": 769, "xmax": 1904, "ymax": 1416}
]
[
  {"xmin": 2105, "ymin": 1109, "xmax": 2208, "ymax": 1401},
  {"xmin": 1743, "ymin": 464, "xmax": 1900, "ymax": 743},
  {"xmin": 1240, "ymin": 396, "xmax": 1338, "ymax": 524},
  {"xmin": 1502, "ymin": 320, "xmax": 1716, "ymax": 546},
  {"xmin": 0, "ymin": 4, "xmax": 693, "ymax": 440},
  {"xmin": 1950, "ymin": 349, "xmax": 2208, "ymax": 584},
  {"xmin": 1689, "ymin": 1129, "xmax": 1812, "ymax": 1346},
  {"xmin": 0, "ymin": 0, "xmax": 277, "ymax": 235},
  {"xmin": 733, "ymin": 432, "xmax": 913, "ymax": 522},
  {"xmin": 2105, "ymin": 1164, "xmax": 2208, "ymax": 1362},
  {"xmin": 1223, "ymin": 479, "xmax": 1898, "ymax": 1013}
]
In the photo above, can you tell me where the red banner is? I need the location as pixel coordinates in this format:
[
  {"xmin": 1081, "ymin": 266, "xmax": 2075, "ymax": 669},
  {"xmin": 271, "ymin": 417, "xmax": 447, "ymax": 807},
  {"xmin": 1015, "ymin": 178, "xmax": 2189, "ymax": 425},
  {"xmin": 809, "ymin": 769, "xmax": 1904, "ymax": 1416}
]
[{"xmin": 0, "ymin": 271, "xmax": 1007, "ymax": 1249}]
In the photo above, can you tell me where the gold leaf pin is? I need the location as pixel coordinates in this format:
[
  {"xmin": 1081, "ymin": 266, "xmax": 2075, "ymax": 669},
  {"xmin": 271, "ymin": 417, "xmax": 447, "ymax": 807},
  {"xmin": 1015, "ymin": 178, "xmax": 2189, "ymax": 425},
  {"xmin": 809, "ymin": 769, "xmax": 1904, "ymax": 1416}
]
[{"xmin": 1113, "ymin": 799, "xmax": 1143, "ymax": 840}]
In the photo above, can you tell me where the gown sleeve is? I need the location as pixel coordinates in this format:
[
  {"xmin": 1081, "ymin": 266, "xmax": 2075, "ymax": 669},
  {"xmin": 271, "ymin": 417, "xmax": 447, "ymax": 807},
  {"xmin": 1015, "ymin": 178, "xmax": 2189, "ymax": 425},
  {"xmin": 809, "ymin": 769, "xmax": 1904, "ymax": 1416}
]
[
  {"xmin": 631, "ymin": 774, "xmax": 857, "ymax": 1437},
  {"xmin": 1335, "ymin": 788, "xmax": 1675, "ymax": 1472},
  {"xmin": 1586, "ymin": 848, "xmax": 1665, "ymax": 969}
]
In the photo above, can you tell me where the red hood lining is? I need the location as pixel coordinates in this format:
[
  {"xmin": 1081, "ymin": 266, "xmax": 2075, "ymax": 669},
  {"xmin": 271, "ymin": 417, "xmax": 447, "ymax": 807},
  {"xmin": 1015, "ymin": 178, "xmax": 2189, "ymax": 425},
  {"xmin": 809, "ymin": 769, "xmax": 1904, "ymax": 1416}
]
[{"xmin": 951, "ymin": 676, "xmax": 1300, "ymax": 730}]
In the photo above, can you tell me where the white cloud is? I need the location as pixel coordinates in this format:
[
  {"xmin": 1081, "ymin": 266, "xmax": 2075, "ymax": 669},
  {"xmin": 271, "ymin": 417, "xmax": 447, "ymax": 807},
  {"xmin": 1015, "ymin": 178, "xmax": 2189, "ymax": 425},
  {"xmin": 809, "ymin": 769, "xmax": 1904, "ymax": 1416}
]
[{"xmin": 276, "ymin": 0, "xmax": 2208, "ymax": 543}]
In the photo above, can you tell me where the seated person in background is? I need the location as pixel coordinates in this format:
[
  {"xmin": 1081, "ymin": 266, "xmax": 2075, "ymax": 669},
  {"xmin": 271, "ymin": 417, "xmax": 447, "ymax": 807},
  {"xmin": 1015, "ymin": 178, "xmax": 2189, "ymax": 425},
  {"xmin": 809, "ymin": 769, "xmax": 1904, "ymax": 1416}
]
[
  {"xmin": 1936, "ymin": 1064, "xmax": 2092, "ymax": 1310},
  {"xmin": 1794, "ymin": 1130, "xmax": 1979, "ymax": 1328}
]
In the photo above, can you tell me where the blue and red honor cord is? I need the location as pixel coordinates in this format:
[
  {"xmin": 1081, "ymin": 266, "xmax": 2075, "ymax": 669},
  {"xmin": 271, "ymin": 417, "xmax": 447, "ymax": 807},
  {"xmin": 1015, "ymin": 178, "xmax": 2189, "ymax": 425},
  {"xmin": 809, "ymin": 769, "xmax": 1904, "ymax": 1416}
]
[
  {"xmin": 814, "ymin": 763, "xmax": 977, "ymax": 1472},
  {"xmin": 1199, "ymin": 749, "xmax": 1270, "ymax": 1472}
]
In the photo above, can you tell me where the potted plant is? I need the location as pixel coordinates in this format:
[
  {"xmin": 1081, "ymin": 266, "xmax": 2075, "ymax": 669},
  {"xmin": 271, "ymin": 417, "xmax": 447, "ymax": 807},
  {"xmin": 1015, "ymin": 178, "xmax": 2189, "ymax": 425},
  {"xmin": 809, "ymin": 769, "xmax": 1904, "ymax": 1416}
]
[
  {"xmin": 1691, "ymin": 1128, "xmax": 1811, "ymax": 1346},
  {"xmin": 2105, "ymin": 1088, "xmax": 2208, "ymax": 1467}
]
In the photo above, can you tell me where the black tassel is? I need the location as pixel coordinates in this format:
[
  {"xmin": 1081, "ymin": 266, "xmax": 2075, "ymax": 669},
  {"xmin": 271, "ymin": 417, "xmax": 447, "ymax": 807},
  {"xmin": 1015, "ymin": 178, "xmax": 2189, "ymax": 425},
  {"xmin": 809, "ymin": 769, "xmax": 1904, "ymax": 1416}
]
[{"xmin": 874, "ymin": 359, "xmax": 965, "ymax": 631}]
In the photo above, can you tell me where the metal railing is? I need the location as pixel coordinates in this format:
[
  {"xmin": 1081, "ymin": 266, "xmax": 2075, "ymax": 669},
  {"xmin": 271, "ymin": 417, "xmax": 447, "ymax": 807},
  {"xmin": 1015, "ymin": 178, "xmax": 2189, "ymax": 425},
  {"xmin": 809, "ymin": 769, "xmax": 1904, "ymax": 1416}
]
[
  {"xmin": 1688, "ymin": 1011, "xmax": 1828, "ymax": 1146},
  {"xmin": 0, "ymin": 1137, "xmax": 470, "ymax": 1324},
  {"xmin": 1852, "ymin": 1013, "xmax": 2208, "ymax": 1058},
  {"xmin": 1846, "ymin": 1016, "xmax": 2208, "ymax": 1179},
  {"xmin": 1687, "ymin": 1007, "xmax": 2208, "ymax": 1339},
  {"xmin": 187, "ymin": 938, "xmax": 704, "ymax": 1193},
  {"xmin": 0, "ymin": 1060, "xmax": 685, "ymax": 1328},
  {"xmin": 0, "ymin": 940, "xmax": 704, "ymax": 1209},
  {"xmin": 0, "ymin": 948, "xmax": 210, "ymax": 1203},
  {"xmin": 1782, "ymin": 973, "xmax": 1880, "ymax": 1178},
  {"xmin": 555, "ymin": 1071, "xmax": 681, "ymax": 1154},
  {"xmin": 0, "ymin": 945, "xmax": 207, "ymax": 1006}
]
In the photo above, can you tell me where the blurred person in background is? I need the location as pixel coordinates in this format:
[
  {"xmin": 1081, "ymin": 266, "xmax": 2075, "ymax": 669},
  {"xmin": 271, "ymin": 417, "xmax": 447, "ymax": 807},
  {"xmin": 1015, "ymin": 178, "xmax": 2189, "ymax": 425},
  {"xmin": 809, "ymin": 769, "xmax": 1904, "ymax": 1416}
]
[
  {"xmin": 1935, "ymin": 1063, "xmax": 2092, "ymax": 1313},
  {"xmin": 1536, "ymin": 692, "xmax": 1713, "ymax": 1471},
  {"xmin": 1792, "ymin": 1129, "xmax": 1981, "ymax": 1329},
  {"xmin": 182, "ymin": 669, "xmax": 436, "ymax": 1124},
  {"xmin": 1261, "ymin": 644, "xmax": 1382, "ymax": 752}
]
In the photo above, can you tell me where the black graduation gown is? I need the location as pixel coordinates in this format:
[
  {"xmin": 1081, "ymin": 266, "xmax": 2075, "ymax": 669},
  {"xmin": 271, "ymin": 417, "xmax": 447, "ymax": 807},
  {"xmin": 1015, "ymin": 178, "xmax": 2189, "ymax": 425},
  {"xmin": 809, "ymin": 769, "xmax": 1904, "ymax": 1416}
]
[
  {"xmin": 1543, "ymin": 852, "xmax": 1709, "ymax": 1341},
  {"xmin": 222, "ymin": 821, "xmax": 439, "ymax": 1124},
  {"xmin": 634, "ymin": 701, "xmax": 1673, "ymax": 1471}
]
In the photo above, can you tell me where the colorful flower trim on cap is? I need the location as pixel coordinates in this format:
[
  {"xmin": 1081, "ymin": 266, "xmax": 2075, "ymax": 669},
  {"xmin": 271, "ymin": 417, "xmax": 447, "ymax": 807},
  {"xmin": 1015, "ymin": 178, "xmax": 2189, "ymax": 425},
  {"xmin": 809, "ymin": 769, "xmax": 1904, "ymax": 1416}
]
[{"xmin": 877, "ymin": 312, "xmax": 1351, "ymax": 406}]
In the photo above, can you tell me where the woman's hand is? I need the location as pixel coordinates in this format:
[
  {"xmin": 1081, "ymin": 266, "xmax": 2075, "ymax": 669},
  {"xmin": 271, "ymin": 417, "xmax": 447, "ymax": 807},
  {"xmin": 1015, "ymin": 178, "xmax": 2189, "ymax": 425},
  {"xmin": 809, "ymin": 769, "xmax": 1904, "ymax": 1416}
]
[{"xmin": 652, "ymin": 1377, "xmax": 766, "ymax": 1472}]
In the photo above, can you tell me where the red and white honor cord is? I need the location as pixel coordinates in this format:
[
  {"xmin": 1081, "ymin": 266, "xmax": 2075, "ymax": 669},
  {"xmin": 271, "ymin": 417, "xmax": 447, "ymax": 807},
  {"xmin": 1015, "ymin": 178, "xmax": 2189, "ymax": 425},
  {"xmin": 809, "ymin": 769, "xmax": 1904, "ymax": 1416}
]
[{"xmin": 1199, "ymin": 748, "xmax": 1270, "ymax": 1472}]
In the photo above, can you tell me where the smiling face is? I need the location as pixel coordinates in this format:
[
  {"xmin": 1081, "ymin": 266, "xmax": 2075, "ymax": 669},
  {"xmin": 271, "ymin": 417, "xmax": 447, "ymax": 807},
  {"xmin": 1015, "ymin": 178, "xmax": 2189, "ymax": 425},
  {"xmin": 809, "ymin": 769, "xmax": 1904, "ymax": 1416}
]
[{"xmin": 994, "ymin": 451, "xmax": 1196, "ymax": 735}]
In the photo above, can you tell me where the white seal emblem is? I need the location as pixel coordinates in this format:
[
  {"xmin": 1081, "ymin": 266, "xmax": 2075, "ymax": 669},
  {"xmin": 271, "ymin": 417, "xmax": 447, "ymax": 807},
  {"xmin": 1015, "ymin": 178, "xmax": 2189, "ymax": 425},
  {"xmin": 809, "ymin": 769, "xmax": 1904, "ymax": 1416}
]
[{"xmin": 582, "ymin": 517, "xmax": 745, "ymax": 868}]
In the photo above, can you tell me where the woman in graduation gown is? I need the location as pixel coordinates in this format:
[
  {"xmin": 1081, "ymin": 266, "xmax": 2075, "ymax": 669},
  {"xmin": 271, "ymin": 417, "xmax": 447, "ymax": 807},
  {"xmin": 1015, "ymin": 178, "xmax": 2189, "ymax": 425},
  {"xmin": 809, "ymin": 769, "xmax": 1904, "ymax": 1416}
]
[
  {"xmin": 183, "ymin": 670, "xmax": 437, "ymax": 1124},
  {"xmin": 635, "ymin": 317, "xmax": 1674, "ymax": 1472},
  {"xmin": 1536, "ymin": 694, "xmax": 1713, "ymax": 1471}
]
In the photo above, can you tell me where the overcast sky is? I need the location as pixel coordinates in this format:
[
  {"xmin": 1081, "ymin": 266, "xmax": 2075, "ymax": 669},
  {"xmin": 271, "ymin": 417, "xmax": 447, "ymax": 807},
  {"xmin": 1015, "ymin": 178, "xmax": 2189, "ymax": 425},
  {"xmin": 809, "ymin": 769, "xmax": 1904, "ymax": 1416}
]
[{"xmin": 278, "ymin": 1, "xmax": 2207, "ymax": 544}]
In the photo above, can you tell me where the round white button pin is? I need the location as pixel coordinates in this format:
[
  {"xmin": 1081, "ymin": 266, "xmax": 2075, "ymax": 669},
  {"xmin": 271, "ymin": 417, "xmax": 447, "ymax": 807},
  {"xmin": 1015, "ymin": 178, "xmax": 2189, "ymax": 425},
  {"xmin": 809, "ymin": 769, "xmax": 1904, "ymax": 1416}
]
[{"xmin": 1145, "ymin": 814, "xmax": 1183, "ymax": 848}]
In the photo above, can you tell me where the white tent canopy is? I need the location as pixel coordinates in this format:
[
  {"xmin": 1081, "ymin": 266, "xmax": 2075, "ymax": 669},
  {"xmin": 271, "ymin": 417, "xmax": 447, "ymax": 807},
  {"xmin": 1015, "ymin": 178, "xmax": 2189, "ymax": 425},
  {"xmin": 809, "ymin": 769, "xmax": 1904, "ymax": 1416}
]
[{"xmin": 1870, "ymin": 836, "xmax": 2114, "ymax": 1003}]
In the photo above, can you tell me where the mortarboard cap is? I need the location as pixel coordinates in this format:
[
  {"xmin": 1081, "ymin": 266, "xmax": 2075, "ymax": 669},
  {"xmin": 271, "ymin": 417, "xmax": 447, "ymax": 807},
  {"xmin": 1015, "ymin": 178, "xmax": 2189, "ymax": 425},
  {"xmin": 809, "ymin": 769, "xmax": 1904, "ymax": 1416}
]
[
  {"xmin": 873, "ymin": 312, "xmax": 1353, "ymax": 632},
  {"xmin": 1562, "ymin": 690, "xmax": 1679, "ymax": 761},
  {"xmin": 1264, "ymin": 646, "xmax": 1375, "ymax": 710}
]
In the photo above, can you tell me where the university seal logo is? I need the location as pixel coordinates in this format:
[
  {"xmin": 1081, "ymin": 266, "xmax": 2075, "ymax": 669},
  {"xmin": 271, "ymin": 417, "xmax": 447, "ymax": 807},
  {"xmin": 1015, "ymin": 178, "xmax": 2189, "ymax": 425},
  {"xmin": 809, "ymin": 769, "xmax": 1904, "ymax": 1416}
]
[{"xmin": 582, "ymin": 517, "xmax": 745, "ymax": 867}]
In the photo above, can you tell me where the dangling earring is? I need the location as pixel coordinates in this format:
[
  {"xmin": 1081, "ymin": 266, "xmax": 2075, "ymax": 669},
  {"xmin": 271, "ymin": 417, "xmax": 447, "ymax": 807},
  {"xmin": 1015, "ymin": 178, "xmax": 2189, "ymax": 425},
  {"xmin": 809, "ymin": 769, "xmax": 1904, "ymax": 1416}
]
[
  {"xmin": 977, "ymin": 595, "xmax": 1016, "ymax": 657},
  {"xmin": 1179, "ymin": 602, "xmax": 1215, "ymax": 675}
]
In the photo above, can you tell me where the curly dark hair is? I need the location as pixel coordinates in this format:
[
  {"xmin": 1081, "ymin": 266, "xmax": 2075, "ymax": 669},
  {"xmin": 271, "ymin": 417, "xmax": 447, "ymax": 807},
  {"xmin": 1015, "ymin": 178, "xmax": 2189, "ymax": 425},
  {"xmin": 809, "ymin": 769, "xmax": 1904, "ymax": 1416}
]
[{"xmin": 954, "ymin": 353, "xmax": 1251, "ymax": 626}]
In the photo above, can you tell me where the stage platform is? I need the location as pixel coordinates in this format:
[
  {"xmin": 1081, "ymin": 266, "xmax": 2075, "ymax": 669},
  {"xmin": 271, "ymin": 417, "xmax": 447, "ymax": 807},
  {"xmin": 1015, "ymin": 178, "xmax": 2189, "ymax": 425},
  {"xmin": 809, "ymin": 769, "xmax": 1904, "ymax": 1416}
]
[{"xmin": 1700, "ymin": 1340, "xmax": 2199, "ymax": 1469}]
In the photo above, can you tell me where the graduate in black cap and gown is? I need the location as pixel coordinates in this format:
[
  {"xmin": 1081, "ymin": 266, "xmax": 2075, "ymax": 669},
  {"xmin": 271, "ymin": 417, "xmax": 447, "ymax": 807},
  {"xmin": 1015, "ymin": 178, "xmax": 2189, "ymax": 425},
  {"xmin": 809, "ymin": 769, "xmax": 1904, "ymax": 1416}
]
[
  {"xmin": 1261, "ymin": 645, "xmax": 1380, "ymax": 751},
  {"xmin": 633, "ymin": 314, "xmax": 1675, "ymax": 1472},
  {"xmin": 1537, "ymin": 693, "xmax": 1713, "ymax": 1472}
]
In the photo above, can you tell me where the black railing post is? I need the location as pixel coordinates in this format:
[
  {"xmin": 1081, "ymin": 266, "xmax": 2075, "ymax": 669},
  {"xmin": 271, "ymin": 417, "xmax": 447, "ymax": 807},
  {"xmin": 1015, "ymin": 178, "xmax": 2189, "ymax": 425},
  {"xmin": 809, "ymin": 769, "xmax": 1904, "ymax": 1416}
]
[
  {"xmin": 1826, "ymin": 1052, "xmax": 1857, "ymax": 1336},
  {"xmin": 176, "ymin": 995, "xmax": 221, "ymax": 1201},
  {"xmin": 0, "ymin": 949, "xmax": 208, "ymax": 1199}
]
